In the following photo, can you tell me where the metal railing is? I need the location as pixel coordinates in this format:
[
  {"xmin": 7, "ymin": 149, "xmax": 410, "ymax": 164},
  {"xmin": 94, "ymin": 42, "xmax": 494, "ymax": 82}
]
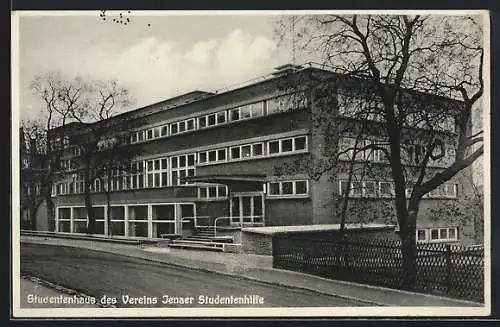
[
  {"xmin": 181, "ymin": 216, "xmax": 210, "ymax": 228},
  {"xmin": 214, "ymin": 216, "xmax": 265, "ymax": 237}
]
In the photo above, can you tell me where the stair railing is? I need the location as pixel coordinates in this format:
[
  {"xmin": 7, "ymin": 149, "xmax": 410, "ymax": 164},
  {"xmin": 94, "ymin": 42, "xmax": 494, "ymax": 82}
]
[
  {"xmin": 181, "ymin": 216, "xmax": 210, "ymax": 229},
  {"xmin": 214, "ymin": 216, "xmax": 232, "ymax": 237}
]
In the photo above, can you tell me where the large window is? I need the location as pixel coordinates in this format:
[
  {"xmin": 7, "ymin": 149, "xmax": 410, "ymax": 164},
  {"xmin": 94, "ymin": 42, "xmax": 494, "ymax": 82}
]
[
  {"xmin": 128, "ymin": 205, "xmax": 148, "ymax": 237},
  {"xmin": 171, "ymin": 154, "xmax": 196, "ymax": 185},
  {"xmin": 152, "ymin": 204, "xmax": 176, "ymax": 238},
  {"xmin": 146, "ymin": 158, "xmax": 168, "ymax": 188},
  {"xmin": 267, "ymin": 180, "xmax": 309, "ymax": 197},
  {"xmin": 129, "ymin": 161, "xmax": 145, "ymax": 189}
]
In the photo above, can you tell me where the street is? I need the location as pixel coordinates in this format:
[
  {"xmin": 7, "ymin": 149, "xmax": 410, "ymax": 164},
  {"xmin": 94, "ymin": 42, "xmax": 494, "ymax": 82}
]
[{"xmin": 20, "ymin": 243, "xmax": 367, "ymax": 308}]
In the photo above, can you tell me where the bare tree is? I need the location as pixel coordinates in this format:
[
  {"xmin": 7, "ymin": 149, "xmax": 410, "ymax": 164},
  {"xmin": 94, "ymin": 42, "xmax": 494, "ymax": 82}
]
[
  {"xmin": 66, "ymin": 79, "xmax": 134, "ymax": 234},
  {"xmin": 30, "ymin": 71, "xmax": 85, "ymax": 231},
  {"xmin": 276, "ymin": 14, "xmax": 484, "ymax": 286}
]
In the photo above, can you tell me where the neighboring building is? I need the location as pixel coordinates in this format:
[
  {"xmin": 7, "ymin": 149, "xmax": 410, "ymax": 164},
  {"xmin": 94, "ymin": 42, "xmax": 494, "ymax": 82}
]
[{"xmin": 46, "ymin": 63, "xmax": 477, "ymax": 245}]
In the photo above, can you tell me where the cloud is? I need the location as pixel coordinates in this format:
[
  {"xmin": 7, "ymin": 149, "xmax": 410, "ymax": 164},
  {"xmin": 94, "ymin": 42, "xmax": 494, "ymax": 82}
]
[{"xmin": 21, "ymin": 28, "xmax": 281, "ymax": 117}]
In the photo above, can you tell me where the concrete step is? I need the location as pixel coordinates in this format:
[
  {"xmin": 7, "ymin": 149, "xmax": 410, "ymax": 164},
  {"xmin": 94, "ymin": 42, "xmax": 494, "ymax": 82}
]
[
  {"xmin": 183, "ymin": 236, "xmax": 234, "ymax": 243},
  {"xmin": 171, "ymin": 239, "xmax": 225, "ymax": 247},
  {"xmin": 168, "ymin": 243, "xmax": 224, "ymax": 252}
]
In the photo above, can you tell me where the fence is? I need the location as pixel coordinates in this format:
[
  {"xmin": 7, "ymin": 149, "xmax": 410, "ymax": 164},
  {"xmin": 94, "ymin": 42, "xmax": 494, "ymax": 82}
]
[{"xmin": 272, "ymin": 235, "xmax": 484, "ymax": 303}]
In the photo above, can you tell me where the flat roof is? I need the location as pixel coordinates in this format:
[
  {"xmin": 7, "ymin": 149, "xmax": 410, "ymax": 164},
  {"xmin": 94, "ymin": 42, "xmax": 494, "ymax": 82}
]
[{"xmin": 241, "ymin": 223, "xmax": 396, "ymax": 235}]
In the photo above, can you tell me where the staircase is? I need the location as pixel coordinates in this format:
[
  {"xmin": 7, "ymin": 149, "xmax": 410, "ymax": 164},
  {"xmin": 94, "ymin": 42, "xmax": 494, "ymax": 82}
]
[{"xmin": 167, "ymin": 227, "xmax": 233, "ymax": 252}]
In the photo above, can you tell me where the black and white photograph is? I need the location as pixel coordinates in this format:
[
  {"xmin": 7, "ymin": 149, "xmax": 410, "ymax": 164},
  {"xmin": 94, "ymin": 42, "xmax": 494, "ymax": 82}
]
[{"xmin": 11, "ymin": 10, "xmax": 490, "ymax": 318}]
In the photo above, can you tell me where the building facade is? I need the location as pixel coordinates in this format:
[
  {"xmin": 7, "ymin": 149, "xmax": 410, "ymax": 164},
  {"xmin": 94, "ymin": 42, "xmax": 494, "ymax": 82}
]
[{"xmin": 45, "ymin": 64, "xmax": 477, "ymax": 245}]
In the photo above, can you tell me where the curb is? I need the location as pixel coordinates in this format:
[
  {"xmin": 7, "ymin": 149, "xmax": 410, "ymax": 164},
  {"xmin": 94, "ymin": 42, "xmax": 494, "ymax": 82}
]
[
  {"xmin": 270, "ymin": 268, "xmax": 484, "ymax": 307},
  {"xmin": 21, "ymin": 239, "xmax": 383, "ymax": 307}
]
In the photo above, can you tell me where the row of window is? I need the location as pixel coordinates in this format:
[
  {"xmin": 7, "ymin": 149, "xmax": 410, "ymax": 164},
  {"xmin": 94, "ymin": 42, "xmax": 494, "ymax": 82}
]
[
  {"xmin": 336, "ymin": 94, "xmax": 456, "ymax": 133},
  {"xmin": 56, "ymin": 204, "xmax": 196, "ymax": 237},
  {"xmin": 268, "ymin": 180, "xmax": 309, "ymax": 197},
  {"xmin": 416, "ymin": 227, "xmax": 458, "ymax": 243},
  {"xmin": 338, "ymin": 180, "xmax": 458, "ymax": 199},
  {"xmin": 129, "ymin": 92, "xmax": 307, "ymax": 144},
  {"xmin": 198, "ymin": 185, "xmax": 228, "ymax": 199},
  {"xmin": 338, "ymin": 137, "xmax": 455, "ymax": 167},
  {"xmin": 198, "ymin": 136, "xmax": 308, "ymax": 165}
]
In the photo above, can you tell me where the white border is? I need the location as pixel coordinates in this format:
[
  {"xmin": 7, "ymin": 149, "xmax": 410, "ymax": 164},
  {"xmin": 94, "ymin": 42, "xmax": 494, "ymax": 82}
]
[{"xmin": 11, "ymin": 10, "xmax": 491, "ymax": 318}]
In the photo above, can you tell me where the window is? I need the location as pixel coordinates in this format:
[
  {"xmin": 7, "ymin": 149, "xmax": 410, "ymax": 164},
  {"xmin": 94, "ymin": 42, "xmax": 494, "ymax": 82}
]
[
  {"xmin": 282, "ymin": 182, "xmax": 293, "ymax": 195},
  {"xmin": 338, "ymin": 137, "xmax": 356, "ymax": 161},
  {"xmin": 137, "ymin": 131, "xmax": 144, "ymax": 142},
  {"xmin": 198, "ymin": 116, "xmax": 207, "ymax": 129},
  {"xmin": 129, "ymin": 161, "xmax": 145, "ymax": 189},
  {"xmin": 295, "ymin": 181, "xmax": 307, "ymax": 194},
  {"xmin": 230, "ymin": 147, "xmax": 241, "ymax": 160},
  {"xmin": 268, "ymin": 141, "xmax": 280, "ymax": 154},
  {"xmin": 171, "ymin": 123, "xmax": 178, "ymax": 135},
  {"xmin": 146, "ymin": 129, "xmax": 154, "ymax": 140},
  {"xmin": 217, "ymin": 149, "xmax": 226, "ymax": 161},
  {"xmin": 295, "ymin": 136, "xmax": 307, "ymax": 151},
  {"xmin": 171, "ymin": 154, "xmax": 196, "ymax": 185},
  {"xmin": 417, "ymin": 229, "xmax": 427, "ymax": 241},
  {"xmin": 379, "ymin": 182, "xmax": 395, "ymax": 197},
  {"xmin": 253, "ymin": 143, "xmax": 263, "ymax": 156},
  {"xmin": 161, "ymin": 125, "xmax": 169, "ymax": 137},
  {"xmin": 364, "ymin": 181, "xmax": 377, "ymax": 197},
  {"xmin": 241, "ymin": 145, "xmax": 251, "ymax": 158},
  {"xmin": 208, "ymin": 114, "xmax": 216, "ymax": 126},
  {"xmin": 269, "ymin": 182, "xmax": 280, "ymax": 195},
  {"xmin": 267, "ymin": 180, "xmax": 309, "ymax": 197},
  {"xmin": 186, "ymin": 119, "xmax": 195, "ymax": 131},
  {"xmin": 430, "ymin": 229, "xmax": 439, "ymax": 240},
  {"xmin": 282, "ymin": 138, "xmax": 293, "ymax": 152},
  {"xmin": 146, "ymin": 157, "xmax": 168, "ymax": 188},
  {"xmin": 351, "ymin": 181, "xmax": 363, "ymax": 197},
  {"xmin": 217, "ymin": 111, "xmax": 226, "ymax": 124}
]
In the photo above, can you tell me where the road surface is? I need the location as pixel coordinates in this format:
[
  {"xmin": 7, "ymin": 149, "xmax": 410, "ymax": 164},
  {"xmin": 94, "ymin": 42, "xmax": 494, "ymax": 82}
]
[{"xmin": 20, "ymin": 243, "xmax": 367, "ymax": 308}]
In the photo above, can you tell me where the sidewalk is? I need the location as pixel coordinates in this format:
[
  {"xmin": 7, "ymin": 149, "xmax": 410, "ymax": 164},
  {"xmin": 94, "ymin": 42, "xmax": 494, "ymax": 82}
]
[{"xmin": 20, "ymin": 235, "xmax": 483, "ymax": 307}]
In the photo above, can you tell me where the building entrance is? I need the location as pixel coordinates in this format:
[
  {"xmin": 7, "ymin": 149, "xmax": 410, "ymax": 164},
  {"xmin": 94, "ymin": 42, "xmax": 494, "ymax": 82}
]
[{"xmin": 230, "ymin": 192, "xmax": 265, "ymax": 226}]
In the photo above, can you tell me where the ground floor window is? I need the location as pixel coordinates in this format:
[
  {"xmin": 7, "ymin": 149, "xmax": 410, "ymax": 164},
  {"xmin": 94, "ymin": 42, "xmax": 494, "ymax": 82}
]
[
  {"xmin": 416, "ymin": 227, "xmax": 458, "ymax": 243},
  {"xmin": 56, "ymin": 203, "xmax": 196, "ymax": 238}
]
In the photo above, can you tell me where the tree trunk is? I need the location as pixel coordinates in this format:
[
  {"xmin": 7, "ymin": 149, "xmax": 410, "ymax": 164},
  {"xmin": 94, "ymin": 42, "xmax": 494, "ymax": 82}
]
[
  {"xmin": 45, "ymin": 194, "xmax": 55, "ymax": 232},
  {"xmin": 106, "ymin": 174, "xmax": 112, "ymax": 237},
  {"xmin": 400, "ymin": 209, "xmax": 418, "ymax": 288},
  {"xmin": 85, "ymin": 189, "xmax": 95, "ymax": 234},
  {"xmin": 84, "ymin": 159, "xmax": 96, "ymax": 234}
]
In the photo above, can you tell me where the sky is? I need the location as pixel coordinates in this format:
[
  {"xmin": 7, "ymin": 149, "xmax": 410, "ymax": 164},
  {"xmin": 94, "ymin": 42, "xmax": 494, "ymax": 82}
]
[{"xmin": 17, "ymin": 12, "xmax": 301, "ymax": 120}]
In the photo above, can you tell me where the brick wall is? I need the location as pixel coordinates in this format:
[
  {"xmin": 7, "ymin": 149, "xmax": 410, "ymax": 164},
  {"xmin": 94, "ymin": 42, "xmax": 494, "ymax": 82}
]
[{"xmin": 241, "ymin": 232, "xmax": 273, "ymax": 255}]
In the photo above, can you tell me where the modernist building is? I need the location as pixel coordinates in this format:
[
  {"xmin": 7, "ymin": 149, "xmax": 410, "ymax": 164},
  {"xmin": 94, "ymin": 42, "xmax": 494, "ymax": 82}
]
[{"xmin": 45, "ymin": 63, "xmax": 476, "ymax": 245}]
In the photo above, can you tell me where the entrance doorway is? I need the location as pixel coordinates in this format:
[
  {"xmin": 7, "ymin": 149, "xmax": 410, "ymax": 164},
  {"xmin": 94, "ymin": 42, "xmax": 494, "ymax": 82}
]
[{"xmin": 230, "ymin": 192, "xmax": 264, "ymax": 226}]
